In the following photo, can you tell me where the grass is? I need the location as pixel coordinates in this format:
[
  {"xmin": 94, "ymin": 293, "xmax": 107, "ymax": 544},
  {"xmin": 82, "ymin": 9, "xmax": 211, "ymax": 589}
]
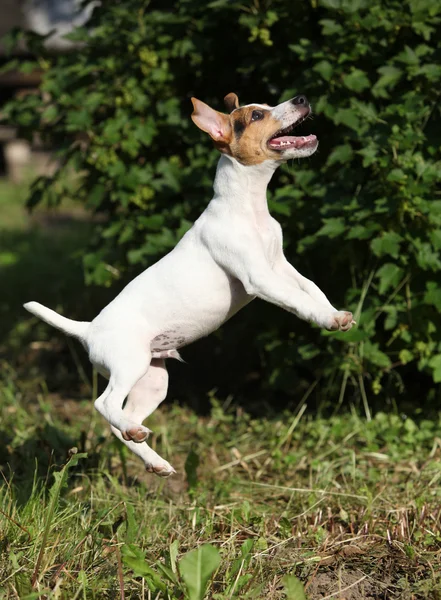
[
  {"xmin": 1, "ymin": 179, "xmax": 441, "ymax": 599},
  {"xmin": 1, "ymin": 364, "xmax": 441, "ymax": 599}
]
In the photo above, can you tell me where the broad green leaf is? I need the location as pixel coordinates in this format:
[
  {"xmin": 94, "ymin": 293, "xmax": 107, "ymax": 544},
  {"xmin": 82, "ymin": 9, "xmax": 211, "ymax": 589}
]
[
  {"xmin": 363, "ymin": 342, "xmax": 392, "ymax": 369},
  {"xmin": 415, "ymin": 242, "xmax": 441, "ymax": 271},
  {"xmin": 396, "ymin": 45, "xmax": 419, "ymax": 65},
  {"xmin": 371, "ymin": 232, "xmax": 402, "ymax": 259},
  {"xmin": 387, "ymin": 169, "xmax": 407, "ymax": 183},
  {"xmin": 327, "ymin": 143, "xmax": 353, "ymax": 166},
  {"xmin": 316, "ymin": 217, "xmax": 346, "ymax": 238},
  {"xmin": 179, "ymin": 544, "xmax": 221, "ymax": 600},
  {"xmin": 416, "ymin": 63, "xmax": 441, "ymax": 81},
  {"xmin": 333, "ymin": 108, "xmax": 360, "ymax": 131},
  {"xmin": 125, "ymin": 503, "xmax": 137, "ymax": 543},
  {"xmin": 429, "ymin": 355, "xmax": 441, "ymax": 383},
  {"xmin": 384, "ymin": 306, "xmax": 398, "ymax": 330},
  {"xmin": 121, "ymin": 544, "xmax": 167, "ymax": 592},
  {"xmin": 155, "ymin": 561, "xmax": 178, "ymax": 584},
  {"xmin": 319, "ymin": 18, "xmax": 343, "ymax": 35},
  {"xmin": 346, "ymin": 223, "xmax": 381, "ymax": 240},
  {"xmin": 283, "ymin": 575, "xmax": 307, "ymax": 600},
  {"xmin": 373, "ymin": 65, "xmax": 402, "ymax": 95},
  {"xmin": 313, "ymin": 59, "xmax": 333, "ymax": 81},
  {"xmin": 423, "ymin": 282, "xmax": 441, "ymax": 312},
  {"xmin": 343, "ymin": 69, "xmax": 370, "ymax": 92},
  {"xmin": 376, "ymin": 263, "xmax": 404, "ymax": 295},
  {"xmin": 326, "ymin": 328, "xmax": 370, "ymax": 343}
]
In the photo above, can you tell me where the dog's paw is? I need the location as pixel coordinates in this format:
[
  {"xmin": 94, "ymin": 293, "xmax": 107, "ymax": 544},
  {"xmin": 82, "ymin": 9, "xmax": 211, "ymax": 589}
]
[
  {"xmin": 146, "ymin": 459, "xmax": 176, "ymax": 478},
  {"xmin": 121, "ymin": 425, "xmax": 152, "ymax": 443},
  {"xmin": 327, "ymin": 311, "xmax": 356, "ymax": 332}
]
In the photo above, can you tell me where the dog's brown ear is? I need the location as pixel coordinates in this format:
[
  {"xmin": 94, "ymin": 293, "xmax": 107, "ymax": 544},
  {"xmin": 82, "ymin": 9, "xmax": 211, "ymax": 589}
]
[
  {"xmin": 191, "ymin": 98, "xmax": 232, "ymax": 143},
  {"xmin": 224, "ymin": 92, "xmax": 239, "ymax": 113}
]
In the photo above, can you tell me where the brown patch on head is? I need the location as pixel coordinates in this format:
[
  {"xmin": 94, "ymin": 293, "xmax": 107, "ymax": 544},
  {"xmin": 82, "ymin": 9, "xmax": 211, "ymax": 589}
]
[{"xmin": 228, "ymin": 105, "xmax": 283, "ymax": 165}]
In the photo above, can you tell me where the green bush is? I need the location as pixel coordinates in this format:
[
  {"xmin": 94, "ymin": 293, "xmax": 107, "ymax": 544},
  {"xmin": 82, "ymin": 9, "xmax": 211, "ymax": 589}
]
[{"xmin": 3, "ymin": 0, "xmax": 441, "ymax": 410}]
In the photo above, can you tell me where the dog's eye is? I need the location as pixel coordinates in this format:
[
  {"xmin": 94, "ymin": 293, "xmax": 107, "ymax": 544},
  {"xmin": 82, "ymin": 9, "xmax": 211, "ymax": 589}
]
[{"xmin": 251, "ymin": 110, "xmax": 264, "ymax": 122}]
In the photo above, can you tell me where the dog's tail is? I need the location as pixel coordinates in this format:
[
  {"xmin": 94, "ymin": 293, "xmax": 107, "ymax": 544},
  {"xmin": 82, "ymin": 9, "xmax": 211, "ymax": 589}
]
[{"xmin": 24, "ymin": 301, "xmax": 90, "ymax": 340}]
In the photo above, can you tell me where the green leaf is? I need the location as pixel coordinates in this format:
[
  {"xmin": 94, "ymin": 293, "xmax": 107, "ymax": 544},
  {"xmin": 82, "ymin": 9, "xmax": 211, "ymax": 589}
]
[
  {"xmin": 66, "ymin": 109, "xmax": 92, "ymax": 131},
  {"xmin": 169, "ymin": 539, "xmax": 179, "ymax": 575},
  {"xmin": 343, "ymin": 69, "xmax": 370, "ymax": 92},
  {"xmin": 372, "ymin": 65, "xmax": 402, "ymax": 96},
  {"xmin": 125, "ymin": 503, "xmax": 137, "ymax": 543},
  {"xmin": 313, "ymin": 59, "xmax": 333, "ymax": 81},
  {"xmin": 363, "ymin": 342, "xmax": 392, "ymax": 368},
  {"xmin": 317, "ymin": 217, "xmax": 346, "ymax": 238},
  {"xmin": 319, "ymin": 18, "xmax": 343, "ymax": 35},
  {"xmin": 327, "ymin": 143, "xmax": 353, "ymax": 166},
  {"xmin": 371, "ymin": 232, "xmax": 402, "ymax": 259},
  {"xmin": 416, "ymin": 63, "xmax": 441, "ymax": 81},
  {"xmin": 423, "ymin": 282, "xmax": 441, "ymax": 311},
  {"xmin": 179, "ymin": 544, "xmax": 221, "ymax": 600},
  {"xmin": 283, "ymin": 575, "xmax": 307, "ymax": 600},
  {"xmin": 155, "ymin": 561, "xmax": 178, "ymax": 584},
  {"xmin": 387, "ymin": 169, "xmax": 407, "ymax": 183},
  {"xmin": 384, "ymin": 306, "xmax": 398, "ymax": 330},
  {"xmin": 333, "ymin": 108, "xmax": 360, "ymax": 131},
  {"xmin": 414, "ymin": 241, "xmax": 441, "ymax": 271},
  {"xmin": 121, "ymin": 544, "xmax": 167, "ymax": 591},
  {"xmin": 346, "ymin": 222, "xmax": 381, "ymax": 240},
  {"xmin": 376, "ymin": 263, "xmax": 404, "ymax": 294},
  {"xmin": 326, "ymin": 328, "xmax": 370, "ymax": 343},
  {"xmin": 396, "ymin": 45, "xmax": 420, "ymax": 65},
  {"xmin": 399, "ymin": 349, "xmax": 414, "ymax": 365},
  {"xmin": 229, "ymin": 539, "xmax": 254, "ymax": 578},
  {"xmin": 429, "ymin": 355, "xmax": 441, "ymax": 383}
]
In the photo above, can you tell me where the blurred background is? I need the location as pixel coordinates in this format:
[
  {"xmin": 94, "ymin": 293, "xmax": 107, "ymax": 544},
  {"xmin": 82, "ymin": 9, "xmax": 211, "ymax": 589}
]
[{"xmin": 1, "ymin": 0, "xmax": 441, "ymax": 417}]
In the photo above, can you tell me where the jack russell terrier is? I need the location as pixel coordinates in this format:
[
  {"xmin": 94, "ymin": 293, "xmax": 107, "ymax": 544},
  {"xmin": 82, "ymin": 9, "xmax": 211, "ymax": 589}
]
[{"xmin": 25, "ymin": 92, "xmax": 355, "ymax": 476}]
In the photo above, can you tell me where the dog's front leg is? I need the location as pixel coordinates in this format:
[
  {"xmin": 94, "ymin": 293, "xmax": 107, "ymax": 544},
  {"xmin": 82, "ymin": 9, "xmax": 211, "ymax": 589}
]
[
  {"xmin": 205, "ymin": 226, "xmax": 353, "ymax": 331},
  {"xmin": 246, "ymin": 270, "xmax": 353, "ymax": 331},
  {"xmin": 273, "ymin": 256, "xmax": 339, "ymax": 311}
]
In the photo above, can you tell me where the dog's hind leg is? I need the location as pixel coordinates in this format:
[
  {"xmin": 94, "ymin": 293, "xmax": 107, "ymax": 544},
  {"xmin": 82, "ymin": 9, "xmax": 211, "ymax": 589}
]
[
  {"xmin": 121, "ymin": 358, "xmax": 168, "ymax": 423},
  {"xmin": 110, "ymin": 359, "xmax": 175, "ymax": 476},
  {"xmin": 94, "ymin": 348, "xmax": 152, "ymax": 443}
]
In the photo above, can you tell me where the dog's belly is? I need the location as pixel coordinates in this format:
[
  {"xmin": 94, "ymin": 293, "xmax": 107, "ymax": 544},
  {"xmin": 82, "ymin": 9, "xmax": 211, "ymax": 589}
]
[
  {"xmin": 150, "ymin": 274, "xmax": 251, "ymax": 351},
  {"xmin": 151, "ymin": 330, "xmax": 192, "ymax": 352}
]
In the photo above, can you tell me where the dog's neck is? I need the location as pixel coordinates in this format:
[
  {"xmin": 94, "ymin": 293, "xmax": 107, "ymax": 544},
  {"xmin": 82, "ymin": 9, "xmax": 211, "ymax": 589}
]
[{"xmin": 212, "ymin": 154, "xmax": 279, "ymax": 214}]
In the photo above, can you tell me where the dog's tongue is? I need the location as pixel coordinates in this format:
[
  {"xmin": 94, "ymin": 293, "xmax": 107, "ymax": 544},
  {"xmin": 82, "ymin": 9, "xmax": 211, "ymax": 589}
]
[{"xmin": 269, "ymin": 134, "xmax": 316, "ymax": 149}]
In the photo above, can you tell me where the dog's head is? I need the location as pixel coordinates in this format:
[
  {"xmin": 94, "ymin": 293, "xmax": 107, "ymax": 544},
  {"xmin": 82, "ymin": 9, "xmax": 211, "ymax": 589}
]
[{"xmin": 191, "ymin": 93, "xmax": 318, "ymax": 166}]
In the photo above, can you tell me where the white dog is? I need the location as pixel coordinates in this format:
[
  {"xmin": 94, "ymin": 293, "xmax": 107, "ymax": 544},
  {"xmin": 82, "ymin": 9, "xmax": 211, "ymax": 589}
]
[{"xmin": 25, "ymin": 92, "xmax": 355, "ymax": 476}]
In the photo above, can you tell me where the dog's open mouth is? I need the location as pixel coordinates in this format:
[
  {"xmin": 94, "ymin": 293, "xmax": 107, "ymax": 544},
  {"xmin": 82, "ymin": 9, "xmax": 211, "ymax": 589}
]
[{"xmin": 268, "ymin": 120, "xmax": 317, "ymax": 151}]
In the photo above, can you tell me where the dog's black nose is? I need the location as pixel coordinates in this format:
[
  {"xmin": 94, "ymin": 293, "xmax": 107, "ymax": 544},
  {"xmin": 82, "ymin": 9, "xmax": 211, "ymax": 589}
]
[{"xmin": 291, "ymin": 95, "xmax": 309, "ymax": 107}]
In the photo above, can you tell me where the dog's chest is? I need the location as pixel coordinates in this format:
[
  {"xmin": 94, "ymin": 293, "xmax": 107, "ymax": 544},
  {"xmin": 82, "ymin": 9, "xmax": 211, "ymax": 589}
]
[{"xmin": 255, "ymin": 214, "xmax": 281, "ymax": 264}]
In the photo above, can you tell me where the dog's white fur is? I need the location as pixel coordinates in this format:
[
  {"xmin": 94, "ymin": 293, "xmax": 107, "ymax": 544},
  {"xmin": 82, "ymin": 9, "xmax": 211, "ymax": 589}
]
[{"xmin": 25, "ymin": 93, "xmax": 354, "ymax": 476}]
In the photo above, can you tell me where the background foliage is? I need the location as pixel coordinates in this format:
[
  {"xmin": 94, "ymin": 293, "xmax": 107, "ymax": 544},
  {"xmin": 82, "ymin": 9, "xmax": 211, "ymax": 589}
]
[{"xmin": 3, "ymin": 0, "xmax": 441, "ymax": 412}]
